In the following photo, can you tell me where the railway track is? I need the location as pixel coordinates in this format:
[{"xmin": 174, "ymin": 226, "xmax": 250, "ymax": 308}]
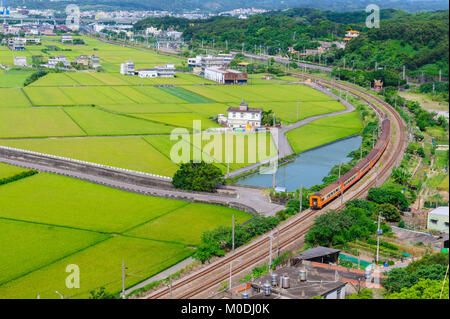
[{"xmin": 145, "ymin": 76, "xmax": 407, "ymax": 299}]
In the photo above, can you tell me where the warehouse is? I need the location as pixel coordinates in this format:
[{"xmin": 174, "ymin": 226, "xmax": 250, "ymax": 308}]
[{"xmin": 204, "ymin": 68, "xmax": 247, "ymax": 84}]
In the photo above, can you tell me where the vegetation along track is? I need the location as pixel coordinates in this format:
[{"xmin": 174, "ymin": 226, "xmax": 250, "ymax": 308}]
[{"xmin": 146, "ymin": 76, "xmax": 407, "ymax": 299}]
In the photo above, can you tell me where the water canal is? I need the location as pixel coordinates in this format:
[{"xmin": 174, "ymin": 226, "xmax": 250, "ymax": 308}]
[{"xmin": 236, "ymin": 135, "xmax": 363, "ymax": 191}]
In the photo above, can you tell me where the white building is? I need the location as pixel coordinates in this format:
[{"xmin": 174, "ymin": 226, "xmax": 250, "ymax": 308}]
[
  {"xmin": 428, "ymin": 207, "xmax": 449, "ymax": 233},
  {"xmin": 225, "ymin": 100, "xmax": 262, "ymax": 128},
  {"xmin": 145, "ymin": 26, "xmax": 162, "ymax": 36},
  {"xmin": 120, "ymin": 60, "xmax": 135, "ymax": 75},
  {"xmin": 187, "ymin": 55, "xmax": 202, "ymax": 67},
  {"xmin": 47, "ymin": 55, "xmax": 70, "ymax": 68},
  {"xmin": 155, "ymin": 63, "xmax": 176, "ymax": 77},
  {"xmin": 13, "ymin": 56, "xmax": 27, "ymax": 67},
  {"xmin": 166, "ymin": 31, "xmax": 182, "ymax": 39},
  {"xmin": 204, "ymin": 67, "xmax": 247, "ymax": 84},
  {"xmin": 137, "ymin": 69, "xmax": 158, "ymax": 78},
  {"xmin": 61, "ymin": 35, "xmax": 73, "ymax": 43}
]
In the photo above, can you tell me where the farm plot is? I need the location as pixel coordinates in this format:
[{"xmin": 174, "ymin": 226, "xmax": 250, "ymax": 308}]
[
  {"xmin": 29, "ymin": 73, "xmax": 79, "ymax": 87},
  {"xmin": 0, "ymin": 71, "xmax": 33, "ymax": 88},
  {"xmin": 126, "ymin": 203, "xmax": 250, "ymax": 246},
  {"xmin": 63, "ymin": 107, "xmax": 175, "ymax": 136},
  {"xmin": 0, "ymin": 88, "xmax": 31, "ymax": 108},
  {"xmin": 134, "ymin": 112, "xmax": 220, "ymax": 130},
  {"xmin": 134, "ymin": 86, "xmax": 187, "ymax": 104},
  {"xmin": 0, "ymin": 162, "xmax": 29, "ymax": 179},
  {"xmin": 0, "ymin": 219, "xmax": 108, "ymax": 285},
  {"xmin": 158, "ymin": 86, "xmax": 214, "ymax": 103},
  {"xmin": 100, "ymin": 103, "xmax": 191, "ymax": 114},
  {"xmin": 0, "ymin": 172, "xmax": 250, "ymax": 298},
  {"xmin": 0, "ymin": 108, "xmax": 85, "ymax": 138},
  {"xmin": 23, "ymin": 87, "xmax": 75, "ymax": 106},
  {"xmin": 0, "ymin": 136, "xmax": 179, "ymax": 176},
  {"xmin": 111, "ymin": 86, "xmax": 160, "ymax": 104},
  {"xmin": 66, "ymin": 72, "xmax": 106, "ymax": 86},
  {"xmin": 286, "ymin": 111, "xmax": 363, "ymax": 154}
]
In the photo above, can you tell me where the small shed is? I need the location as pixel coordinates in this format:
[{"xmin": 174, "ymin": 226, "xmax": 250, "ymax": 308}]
[{"xmin": 290, "ymin": 246, "xmax": 341, "ymax": 266}]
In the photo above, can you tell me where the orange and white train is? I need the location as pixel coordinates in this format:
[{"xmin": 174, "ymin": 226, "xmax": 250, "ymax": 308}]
[{"xmin": 309, "ymin": 118, "xmax": 390, "ymax": 209}]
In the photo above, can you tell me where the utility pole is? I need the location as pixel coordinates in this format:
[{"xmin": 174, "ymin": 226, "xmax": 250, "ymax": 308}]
[
  {"xmin": 376, "ymin": 212, "xmax": 382, "ymax": 268},
  {"xmin": 232, "ymin": 214, "xmax": 235, "ymax": 253},
  {"xmin": 372, "ymin": 131, "xmax": 375, "ymax": 148},
  {"xmin": 297, "ymin": 101, "xmax": 299, "ymax": 122},
  {"xmin": 169, "ymin": 277, "xmax": 173, "ymax": 298},
  {"xmin": 268, "ymin": 231, "xmax": 273, "ymax": 273},
  {"xmin": 402, "ymin": 65, "xmax": 406, "ymax": 81},
  {"xmin": 439, "ymin": 69, "xmax": 442, "ymax": 82},
  {"xmin": 299, "ymin": 184, "xmax": 303, "ymax": 213},
  {"xmin": 227, "ymin": 152, "xmax": 230, "ymax": 178},
  {"xmin": 338, "ymin": 160, "xmax": 341, "ymax": 179},
  {"xmin": 360, "ymin": 145, "xmax": 362, "ymax": 160},
  {"xmin": 225, "ymin": 40, "xmax": 228, "ymax": 50}
]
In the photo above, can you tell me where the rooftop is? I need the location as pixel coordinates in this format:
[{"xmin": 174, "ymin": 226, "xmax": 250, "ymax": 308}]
[
  {"xmin": 294, "ymin": 246, "xmax": 341, "ymax": 261},
  {"xmin": 429, "ymin": 206, "xmax": 449, "ymax": 217}
]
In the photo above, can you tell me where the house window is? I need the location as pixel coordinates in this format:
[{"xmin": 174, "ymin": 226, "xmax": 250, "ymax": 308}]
[
  {"xmin": 232, "ymin": 112, "xmax": 236, "ymax": 118},
  {"xmin": 445, "ymin": 222, "xmax": 449, "ymax": 228},
  {"xmin": 431, "ymin": 219, "xmax": 438, "ymax": 224},
  {"xmin": 240, "ymin": 113, "xmax": 244, "ymax": 118}
]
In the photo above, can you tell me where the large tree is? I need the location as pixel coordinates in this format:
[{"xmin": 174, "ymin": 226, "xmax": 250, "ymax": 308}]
[{"xmin": 172, "ymin": 161, "xmax": 224, "ymax": 192}]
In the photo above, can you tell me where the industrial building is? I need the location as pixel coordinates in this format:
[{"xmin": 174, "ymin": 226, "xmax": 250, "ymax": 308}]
[
  {"xmin": 204, "ymin": 67, "xmax": 247, "ymax": 85},
  {"xmin": 427, "ymin": 206, "xmax": 449, "ymax": 233}
]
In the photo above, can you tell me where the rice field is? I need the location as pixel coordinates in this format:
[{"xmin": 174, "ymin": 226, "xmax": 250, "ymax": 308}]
[
  {"xmin": 0, "ymin": 172, "xmax": 250, "ymax": 298},
  {"xmin": 286, "ymin": 112, "xmax": 364, "ymax": 154}
]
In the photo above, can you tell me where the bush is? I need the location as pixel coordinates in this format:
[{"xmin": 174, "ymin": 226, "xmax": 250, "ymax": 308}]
[
  {"xmin": 368, "ymin": 187, "xmax": 409, "ymax": 211},
  {"xmin": 378, "ymin": 203, "xmax": 401, "ymax": 222}
]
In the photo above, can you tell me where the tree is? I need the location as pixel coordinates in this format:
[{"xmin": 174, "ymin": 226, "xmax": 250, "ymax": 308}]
[
  {"xmin": 386, "ymin": 278, "xmax": 449, "ymax": 299},
  {"xmin": 378, "ymin": 203, "xmax": 401, "ymax": 222},
  {"xmin": 346, "ymin": 288, "xmax": 373, "ymax": 299},
  {"xmin": 367, "ymin": 187, "xmax": 409, "ymax": 211},
  {"xmin": 172, "ymin": 161, "xmax": 224, "ymax": 192},
  {"xmin": 391, "ymin": 168, "xmax": 412, "ymax": 185}
]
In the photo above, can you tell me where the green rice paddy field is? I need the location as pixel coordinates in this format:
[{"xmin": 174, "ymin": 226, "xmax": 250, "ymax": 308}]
[{"xmin": 0, "ymin": 172, "xmax": 251, "ymax": 298}]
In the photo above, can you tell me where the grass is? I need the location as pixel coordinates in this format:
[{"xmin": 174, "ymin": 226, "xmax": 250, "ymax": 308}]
[
  {"xmin": 286, "ymin": 111, "xmax": 363, "ymax": 154},
  {"xmin": 134, "ymin": 112, "xmax": 220, "ymax": 130},
  {"xmin": 399, "ymin": 91, "xmax": 449, "ymax": 112},
  {"xmin": 126, "ymin": 203, "xmax": 250, "ymax": 246},
  {"xmin": 0, "ymin": 108, "xmax": 86, "ymax": 138},
  {"xmin": 0, "ymin": 162, "xmax": 28, "ymax": 179},
  {"xmin": 0, "ymin": 70, "xmax": 34, "ymax": 88},
  {"xmin": 0, "ymin": 172, "xmax": 251, "ymax": 298},
  {"xmin": 158, "ymin": 86, "xmax": 214, "ymax": 104},
  {"xmin": 0, "ymin": 88, "xmax": 32, "ymax": 108},
  {"xmin": 62, "ymin": 107, "xmax": 175, "ymax": 136}
]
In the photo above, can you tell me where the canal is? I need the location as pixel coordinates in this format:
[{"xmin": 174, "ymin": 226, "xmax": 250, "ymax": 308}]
[{"xmin": 236, "ymin": 135, "xmax": 363, "ymax": 191}]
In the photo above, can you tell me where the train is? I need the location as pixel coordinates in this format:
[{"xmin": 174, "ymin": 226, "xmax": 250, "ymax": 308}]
[{"xmin": 309, "ymin": 117, "xmax": 391, "ymax": 209}]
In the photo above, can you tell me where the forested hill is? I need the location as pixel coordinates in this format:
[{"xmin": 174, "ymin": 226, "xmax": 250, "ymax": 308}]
[
  {"xmin": 134, "ymin": 9, "xmax": 448, "ymax": 77},
  {"xmin": 343, "ymin": 10, "xmax": 448, "ymax": 77},
  {"xmin": 7, "ymin": 0, "xmax": 449, "ymax": 13}
]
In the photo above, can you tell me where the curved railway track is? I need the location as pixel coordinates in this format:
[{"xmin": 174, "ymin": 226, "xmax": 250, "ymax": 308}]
[{"xmin": 146, "ymin": 76, "xmax": 407, "ymax": 299}]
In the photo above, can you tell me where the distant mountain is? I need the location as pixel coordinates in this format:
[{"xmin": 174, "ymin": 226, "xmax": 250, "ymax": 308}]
[{"xmin": 7, "ymin": 0, "xmax": 450, "ymax": 13}]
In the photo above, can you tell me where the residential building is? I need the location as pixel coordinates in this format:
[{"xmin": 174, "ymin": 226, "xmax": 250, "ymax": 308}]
[
  {"xmin": 8, "ymin": 38, "xmax": 25, "ymax": 51},
  {"xmin": 75, "ymin": 55, "xmax": 88, "ymax": 67},
  {"xmin": 13, "ymin": 56, "xmax": 27, "ymax": 67},
  {"xmin": 137, "ymin": 69, "xmax": 158, "ymax": 78},
  {"xmin": 89, "ymin": 55, "xmax": 101, "ymax": 69},
  {"xmin": 46, "ymin": 55, "xmax": 70, "ymax": 69},
  {"xmin": 120, "ymin": 60, "xmax": 135, "ymax": 75},
  {"xmin": 345, "ymin": 30, "xmax": 360, "ymax": 38},
  {"xmin": 145, "ymin": 26, "xmax": 162, "ymax": 36},
  {"xmin": 155, "ymin": 63, "xmax": 176, "ymax": 77},
  {"xmin": 204, "ymin": 68, "xmax": 247, "ymax": 85},
  {"xmin": 166, "ymin": 30, "xmax": 182, "ymax": 39},
  {"xmin": 187, "ymin": 55, "xmax": 202, "ymax": 68},
  {"xmin": 26, "ymin": 37, "xmax": 41, "ymax": 45},
  {"xmin": 427, "ymin": 207, "xmax": 449, "ymax": 233},
  {"xmin": 225, "ymin": 100, "xmax": 262, "ymax": 129}
]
